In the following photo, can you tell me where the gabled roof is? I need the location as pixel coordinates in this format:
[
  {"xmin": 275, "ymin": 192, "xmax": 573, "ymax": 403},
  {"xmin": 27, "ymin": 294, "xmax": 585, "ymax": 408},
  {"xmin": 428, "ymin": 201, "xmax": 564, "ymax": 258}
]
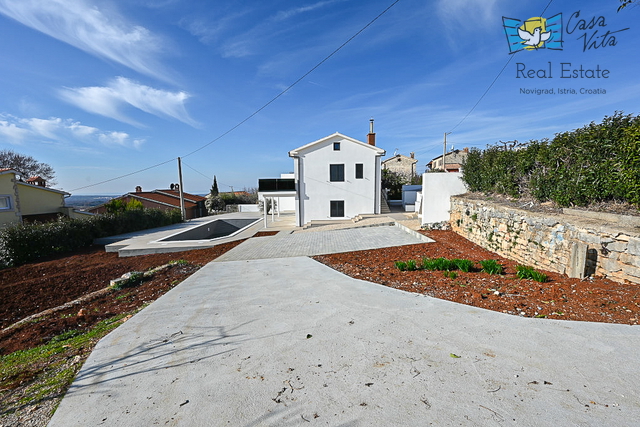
[
  {"xmin": 153, "ymin": 189, "xmax": 207, "ymax": 203},
  {"xmin": 382, "ymin": 154, "xmax": 418, "ymax": 165},
  {"xmin": 288, "ymin": 132, "xmax": 385, "ymax": 157},
  {"xmin": 1, "ymin": 169, "xmax": 69, "ymax": 195},
  {"xmin": 128, "ymin": 190, "xmax": 205, "ymax": 209}
]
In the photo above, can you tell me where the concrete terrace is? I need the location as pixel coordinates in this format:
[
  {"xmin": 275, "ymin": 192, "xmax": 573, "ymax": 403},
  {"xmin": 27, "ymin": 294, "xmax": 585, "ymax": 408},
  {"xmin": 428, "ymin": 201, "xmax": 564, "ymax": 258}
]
[
  {"xmin": 97, "ymin": 211, "xmax": 424, "ymax": 258},
  {"xmin": 48, "ymin": 211, "xmax": 640, "ymax": 426}
]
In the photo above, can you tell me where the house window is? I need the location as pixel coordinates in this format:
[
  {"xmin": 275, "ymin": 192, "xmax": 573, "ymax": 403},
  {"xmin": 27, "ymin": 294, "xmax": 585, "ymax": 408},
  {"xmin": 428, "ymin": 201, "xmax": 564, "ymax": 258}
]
[
  {"xmin": 355, "ymin": 163, "xmax": 363, "ymax": 179},
  {"xmin": 330, "ymin": 200, "xmax": 344, "ymax": 217},
  {"xmin": 329, "ymin": 164, "xmax": 344, "ymax": 182},
  {"xmin": 333, "ymin": 142, "xmax": 340, "ymax": 151},
  {"xmin": 0, "ymin": 196, "xmax": 11, "ymax": 210}
]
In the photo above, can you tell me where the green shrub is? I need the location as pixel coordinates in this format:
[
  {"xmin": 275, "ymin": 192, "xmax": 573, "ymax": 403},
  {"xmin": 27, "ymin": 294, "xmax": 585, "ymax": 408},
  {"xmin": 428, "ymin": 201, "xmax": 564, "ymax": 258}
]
[
  {"xmin": 406, "ymin": 259, "xmax": 417, "ymax": 271},
  {"xmin": 516, "ymin": 265, "xmax": 548, "ymax": 282},
  {"xmin": 479, "ymin": 259, "xmax": 503, "ymax": 275},
  {"xmin": 422, "ymin": 257, "xmax": 450, "ymax": 271},
  {"xmin": 0, "ymin": 208, "xmax": 182, "ymax": 268},
  {"xmin": 452, "ymin": 258, "xmax": 474, "ymax": 272},
  {"xmin": 394, "ymin": 261, "xmax": 408, "ymax": 271},
  {"xmin": 461, "ymin": 112, "xmax": 640, "ymax": 208},
  {"xmin": 443, "ymin": 271, "xmax": 458, "ymax": 279}
]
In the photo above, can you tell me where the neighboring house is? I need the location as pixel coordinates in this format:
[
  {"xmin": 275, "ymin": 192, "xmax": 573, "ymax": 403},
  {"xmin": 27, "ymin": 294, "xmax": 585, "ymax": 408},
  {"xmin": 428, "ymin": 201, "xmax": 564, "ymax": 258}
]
[
  {"xmin": 427, "ymin": 148, "xmax": 469, "ymax": 172},
  {"xmin": 0, "ymin": 169, "xmax": 89, "ymax": 227},
  {"xmin": 89, "ymin": 185, "xmax": 207, "ymax": 220},
  {"xmin": 288, "ymin": 125, "xmax": 386, "ymax": 227},
  {"xmin": 382, "ymin": 152, "xmax": 418, "ymax": 179}
]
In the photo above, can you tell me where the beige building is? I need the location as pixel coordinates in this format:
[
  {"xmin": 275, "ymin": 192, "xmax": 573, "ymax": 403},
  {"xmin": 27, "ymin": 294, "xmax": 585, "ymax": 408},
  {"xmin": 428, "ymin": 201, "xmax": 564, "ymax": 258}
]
[
  {"xmin": 427, "ymin": 148, "xmax": 469, "ymax": 172},
  {"xmin": 382, "ymin": 152, "xmax": 418, "ymax": 178},
  {"xmin": 0, "ymin": 169, "xmax": 88, "ymax": 227}
]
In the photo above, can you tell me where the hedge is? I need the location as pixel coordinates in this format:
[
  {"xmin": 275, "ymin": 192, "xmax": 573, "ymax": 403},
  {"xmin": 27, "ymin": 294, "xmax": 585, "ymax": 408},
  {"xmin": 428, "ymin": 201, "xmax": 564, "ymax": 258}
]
[
  {"xmin": 461, "ymin": 112, "xmax": 640, "ymax": 207},
  {"xmin": 0, "ymin": 208, "xmax": 182, "ymax": 268}
]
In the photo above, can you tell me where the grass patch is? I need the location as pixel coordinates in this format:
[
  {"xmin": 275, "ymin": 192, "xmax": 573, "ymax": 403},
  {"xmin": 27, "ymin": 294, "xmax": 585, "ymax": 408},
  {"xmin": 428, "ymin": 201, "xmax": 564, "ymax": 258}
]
[
  {"xmin": 479, "ymin": 259, "xmax": 503, "ymax": 275},
  {"xmin": 0, "ymin": 313, "xmax": 131, "ymax": 412}
]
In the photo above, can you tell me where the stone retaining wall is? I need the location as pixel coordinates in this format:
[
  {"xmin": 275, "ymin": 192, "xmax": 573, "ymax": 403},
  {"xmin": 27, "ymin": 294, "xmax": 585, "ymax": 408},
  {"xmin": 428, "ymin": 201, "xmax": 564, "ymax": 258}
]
[{"xmin": 449, "ymin": 195, "xmax": 640, "ymax": 285}]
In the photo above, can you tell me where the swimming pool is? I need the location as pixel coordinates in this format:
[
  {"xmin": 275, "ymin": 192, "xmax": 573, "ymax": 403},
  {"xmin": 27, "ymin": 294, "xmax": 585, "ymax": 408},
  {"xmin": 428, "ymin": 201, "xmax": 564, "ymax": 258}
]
[{"xmin": 159, "ymin": 217, "xmax": 261, "ymax": 242}]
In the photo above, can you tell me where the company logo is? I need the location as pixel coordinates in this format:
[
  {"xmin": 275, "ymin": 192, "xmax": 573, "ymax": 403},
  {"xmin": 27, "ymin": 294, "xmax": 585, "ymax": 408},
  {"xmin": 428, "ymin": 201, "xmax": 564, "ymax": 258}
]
[{"xmin": 503, "ymin": 14, "xmax": 563, "ymax": 53}]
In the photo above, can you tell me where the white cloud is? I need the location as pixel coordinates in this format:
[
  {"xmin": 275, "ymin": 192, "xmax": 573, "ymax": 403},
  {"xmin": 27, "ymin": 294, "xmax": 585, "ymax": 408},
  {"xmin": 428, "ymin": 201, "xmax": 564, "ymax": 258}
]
[
  {"xmin": 58, "ymin": 77, "xmax": 198, "ymax": 127},
  {"xmin": 0, "ymin": 113, "xmax": 145, "ymax": 148},
  {"xmin": 0, "ymin": 119, "xmax": 31, "ymax": 143},
  {"xmin": 0, "ymin": 0, "xmax": 168, "ymax": 80},
  {"xmin": 436, "ymin": 0, "xmax": 502, "ymax": 33}
]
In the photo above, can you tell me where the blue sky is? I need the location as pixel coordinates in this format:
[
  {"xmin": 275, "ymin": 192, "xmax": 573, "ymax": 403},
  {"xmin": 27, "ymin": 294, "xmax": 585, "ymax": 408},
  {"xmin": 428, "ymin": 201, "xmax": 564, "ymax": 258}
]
[{"xmin": 0, "ymin": 0, "xmax": 638, "ymax": 195}]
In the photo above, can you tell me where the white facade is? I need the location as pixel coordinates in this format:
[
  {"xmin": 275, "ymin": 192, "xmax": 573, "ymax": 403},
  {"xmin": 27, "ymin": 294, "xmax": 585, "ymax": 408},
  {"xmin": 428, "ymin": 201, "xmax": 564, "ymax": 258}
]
[
  {"xmin": 421, "ymin": 172, "xmax": 467, "ymax": 225},
  {"xmin": 289, "ymin": 133, "xmax": 385, "ymax": 227},
  {"xmin": 257, "ymin": 173, "xmax": 296, "ymax": 212}
]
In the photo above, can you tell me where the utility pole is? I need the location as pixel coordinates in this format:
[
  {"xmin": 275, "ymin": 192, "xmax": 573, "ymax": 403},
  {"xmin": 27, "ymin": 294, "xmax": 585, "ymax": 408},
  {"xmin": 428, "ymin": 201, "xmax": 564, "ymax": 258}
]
[
  {"xmin": 443, "ymin": 132, "xmax": 451, "ymax": 172},
  {"xmin": 177, "ymin": 157, "xmax": 186, "ymax": 221}
]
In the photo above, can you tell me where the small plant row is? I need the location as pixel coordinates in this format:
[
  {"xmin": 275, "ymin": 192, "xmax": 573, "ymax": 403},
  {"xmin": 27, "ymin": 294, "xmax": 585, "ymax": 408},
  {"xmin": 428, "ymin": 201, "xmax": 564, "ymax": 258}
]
[
  {"xmin": 395, "ymin": 257, "xmax": 476, "ymax": 273},
  {"xmin": 516, "ymin": 265, "xmax": 548, "ymax": 282},
  {"xmin": 394, "ymin": 257, "xmax": 548, "ymax": 282}
]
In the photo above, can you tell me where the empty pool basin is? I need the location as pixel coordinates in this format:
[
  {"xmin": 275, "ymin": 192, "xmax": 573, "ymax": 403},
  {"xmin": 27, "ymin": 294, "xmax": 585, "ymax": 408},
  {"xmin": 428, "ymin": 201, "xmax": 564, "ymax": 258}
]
[{"xmin": 159, "ymin": 218, "xmax": 260, "ymax": 242}]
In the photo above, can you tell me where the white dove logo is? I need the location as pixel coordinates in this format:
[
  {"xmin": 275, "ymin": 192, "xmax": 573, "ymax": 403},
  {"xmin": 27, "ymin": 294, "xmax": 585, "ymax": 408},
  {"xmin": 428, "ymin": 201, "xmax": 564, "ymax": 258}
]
[{"xmin": 518, "ymin": 26, "xmax": 551, "ymax": 47}]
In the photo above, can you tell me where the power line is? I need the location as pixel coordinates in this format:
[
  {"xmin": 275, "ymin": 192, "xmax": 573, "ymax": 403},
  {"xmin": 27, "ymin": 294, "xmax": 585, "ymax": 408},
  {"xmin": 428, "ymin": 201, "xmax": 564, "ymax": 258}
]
[
  {"xmin": 181, "ymin": 161, "xmax": 238, "ymax": 191},
  {"xmin": 182, "ymin": 0, "xmax": 402, "ymax": 159},
  {"xmin": 447, "ymin": 0, "xmax": 554, "ymax": 134},
  {"xmin": 69, "ymin": 158, "xmax": 175, "ymax": 192},
  {"xmin": 70, "ymin": 0, "xmax": 402, "ymax": 192}
]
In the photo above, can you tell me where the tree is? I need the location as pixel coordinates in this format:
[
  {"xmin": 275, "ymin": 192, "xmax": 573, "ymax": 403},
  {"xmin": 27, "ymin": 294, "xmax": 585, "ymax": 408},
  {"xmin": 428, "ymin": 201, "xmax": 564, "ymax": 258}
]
[
  {"xmin": 205, "ymin": 195, "xmax": 225, "ymax": 213},
  {"xmin": 210, "ymin": 175, "xmax": 219, "ymax": 197},
  {"xmin": 381, "ymin": 169, "xmax": 408, "ymax": 200},
  {"xmin": 0, "ymin": 149, "xmax": 56, "ymax": 186}
]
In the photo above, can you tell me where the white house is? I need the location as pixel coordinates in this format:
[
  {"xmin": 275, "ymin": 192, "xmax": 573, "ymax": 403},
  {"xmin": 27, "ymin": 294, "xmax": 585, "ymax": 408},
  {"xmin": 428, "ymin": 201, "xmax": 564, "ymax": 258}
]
[{"xmin": 288, "ymin": 124, "xmax": 386, "ymax": 227}]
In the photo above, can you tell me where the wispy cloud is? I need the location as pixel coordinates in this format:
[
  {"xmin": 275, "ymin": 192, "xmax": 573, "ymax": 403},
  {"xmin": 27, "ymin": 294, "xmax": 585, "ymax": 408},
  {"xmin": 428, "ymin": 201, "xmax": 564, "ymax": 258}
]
[
  {"xmin": 0, "ymin": 113, "xmax": 145, "ymax": 149},
  {"xmin": 271, "ymin": 0, "xmax": 341, "ymax": 22},
  {"xmin": 58, "ymin": 77, "xmax": 198, "ymax": 127},
  {"xmin": 0, "ymin": 0, "xmax": 169, "ymax": 80},
  {"xmin": 436, "ymin": 0, "xmax": 502, "ymax": 29},
  {"xmin": 219, "ymin": 0, "xmax": 342, "ymax": 58}
]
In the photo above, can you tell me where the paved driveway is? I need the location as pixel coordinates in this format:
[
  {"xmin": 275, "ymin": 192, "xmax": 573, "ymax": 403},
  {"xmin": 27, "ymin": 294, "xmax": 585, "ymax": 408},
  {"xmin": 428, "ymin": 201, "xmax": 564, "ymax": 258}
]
[
  {"xmin": 216, "ymin": 225, "xmax": 432, "ymax": 261},
  {"xmin": 49, "ymin": 256, "xmax": 640, "ymax": 426}
]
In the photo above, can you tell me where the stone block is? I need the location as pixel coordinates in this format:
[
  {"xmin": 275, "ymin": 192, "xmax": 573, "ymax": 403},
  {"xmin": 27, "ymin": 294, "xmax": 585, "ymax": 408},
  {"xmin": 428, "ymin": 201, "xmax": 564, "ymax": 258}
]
[
  {"xmin": 600, "ymin": 256, "xmax": 623, "ymax": 273},
  {"xmin": 604, "ymin": 241, "xmax": 628, "ymax": 253},
  {"xmin": 628, "ymin": 237, "xmax": 640, "ymax": 256},
  {"xmin": 615, "ymin": 233, "xmax": 631, "ymax": 242},
  {"xmin": 576, "ymin": 231, "xmax": 601, "ymax": 245},
  {"xmin": 568, "ymin": 241, "xmax": 588, "ymax": 279},
  {"xmin": 621, "ymin": 263, "xmax": 640, "ymax": 279},
  {"xmin": 619, "ymin": 253, "xmax": 640, "ymax": 268}
]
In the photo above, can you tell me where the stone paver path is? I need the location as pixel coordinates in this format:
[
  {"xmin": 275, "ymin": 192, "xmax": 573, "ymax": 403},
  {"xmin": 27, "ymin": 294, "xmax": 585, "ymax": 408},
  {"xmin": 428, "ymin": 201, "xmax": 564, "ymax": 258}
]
[{"xmin": 215, "ymin": 225, "xmax": 432, "ymax": 262}]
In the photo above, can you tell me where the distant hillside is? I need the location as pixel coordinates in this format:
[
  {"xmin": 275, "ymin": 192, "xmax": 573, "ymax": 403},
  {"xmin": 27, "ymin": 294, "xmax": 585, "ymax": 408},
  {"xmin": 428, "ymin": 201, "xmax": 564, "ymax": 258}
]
[{"xmin": 65, "ymin": 195, "xmax": 116, "ymax": 210}]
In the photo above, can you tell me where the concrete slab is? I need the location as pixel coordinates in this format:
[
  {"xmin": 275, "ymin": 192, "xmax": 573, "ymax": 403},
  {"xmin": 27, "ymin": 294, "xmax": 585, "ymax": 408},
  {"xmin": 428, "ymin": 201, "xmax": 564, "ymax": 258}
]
[
  {"xmin": 215, "ymin": 225, "xmax": 433, "ymax": 262},
  {"xmin": 99, "ymin": 212, "xmax": 265, "ymax": 257},
  {"xmin": 49, "ymin": 257, "xmax": 640, "ymax": 426}
]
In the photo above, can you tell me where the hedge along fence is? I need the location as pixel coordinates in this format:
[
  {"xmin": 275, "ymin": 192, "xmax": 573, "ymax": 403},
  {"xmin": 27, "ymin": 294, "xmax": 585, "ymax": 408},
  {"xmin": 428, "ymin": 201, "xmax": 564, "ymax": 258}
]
[
  {"xmin": 462, "ymin": 112, "xmax": 640, "ymax": 207},
  {"xmin": 0, "ymin": 208, "xmax": 182, "ymax": 268}
]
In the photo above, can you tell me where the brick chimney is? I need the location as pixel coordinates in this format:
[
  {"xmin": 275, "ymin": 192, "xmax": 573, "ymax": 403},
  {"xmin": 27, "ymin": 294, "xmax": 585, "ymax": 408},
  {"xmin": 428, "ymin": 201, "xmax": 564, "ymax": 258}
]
[
  {"xmin": 410, "ymin": 152, "xmax": 415, "ymax": 159},
  {"xmin": 135, "ymin": 186, "xmax": 142, "ymax": 192},
  {"xmin": 367, "ymin": 118, "xmax": 375, "ymax": 146}
]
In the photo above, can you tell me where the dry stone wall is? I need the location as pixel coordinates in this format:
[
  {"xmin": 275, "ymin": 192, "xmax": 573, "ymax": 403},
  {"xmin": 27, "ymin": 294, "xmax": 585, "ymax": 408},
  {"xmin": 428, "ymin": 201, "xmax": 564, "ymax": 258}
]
[{"xmin": 450, "ymin": 195, "xmax": 640, "ymax": 285}]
